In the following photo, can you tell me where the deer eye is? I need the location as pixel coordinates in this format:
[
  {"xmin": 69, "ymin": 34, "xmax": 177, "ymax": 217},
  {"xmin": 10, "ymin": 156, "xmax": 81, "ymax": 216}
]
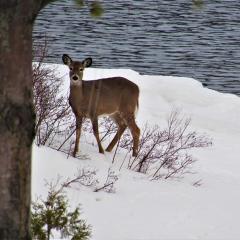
[
  {"xmin": 70, "ymin": 67, "xmax": 73, "ymax": 71},
  {"xmin": 79, "ymin": 68, "xmax": 83, "ymax": 71}
]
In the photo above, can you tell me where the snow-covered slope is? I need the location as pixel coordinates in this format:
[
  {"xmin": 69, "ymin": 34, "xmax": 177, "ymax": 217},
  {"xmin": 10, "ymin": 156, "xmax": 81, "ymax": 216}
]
[{"xmin": 32, "ymin": 65, "xmax": 240, "ymax": 240}]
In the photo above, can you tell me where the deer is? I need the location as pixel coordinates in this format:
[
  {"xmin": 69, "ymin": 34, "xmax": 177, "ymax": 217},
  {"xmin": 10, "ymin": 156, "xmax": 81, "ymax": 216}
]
[{"xmin": 62, "ymin": 54, "xmax": 140, "ymax": 158}]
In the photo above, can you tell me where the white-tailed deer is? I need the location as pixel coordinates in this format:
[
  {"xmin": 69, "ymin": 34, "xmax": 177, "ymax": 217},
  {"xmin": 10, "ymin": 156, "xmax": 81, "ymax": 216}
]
[{"xmin": 62, "ymin": 54, "xmax": 140, "ymax": 157}]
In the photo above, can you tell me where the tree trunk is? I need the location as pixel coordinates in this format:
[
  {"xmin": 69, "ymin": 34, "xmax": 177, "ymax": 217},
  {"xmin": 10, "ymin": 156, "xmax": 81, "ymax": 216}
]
[{"xmin": 0, "ymin": 1, "xmax": 36, "ymax": 239}]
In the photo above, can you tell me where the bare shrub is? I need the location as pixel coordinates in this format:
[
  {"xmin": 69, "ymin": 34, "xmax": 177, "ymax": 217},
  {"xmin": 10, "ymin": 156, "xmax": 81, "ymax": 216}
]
[
  {"xmin": 121, "ymin": 110, "xmax": 212, "ymax": 179},
  {"xmin": 58, "ymin": 168, "xmax": 99, "ymax": 193},
  {"xmin": 48, "ymin": 167, "xmax": 119, "ymax": 194},
  {"xmin": 71, "ymin": 110, "xmax": 211, "ymax": 180},
  {"xmin": 79, "ymin": 116, "xmax": 118, "ymax": 144},
  {"xmin": 33, "ymin": 40, "xmax": 72, "ymax": 146},
  {"xmin": 99, "ymin": 117, "xmax": 118, "ymax": 142},
  {"xmin": 94, "ymin": 168, "xmax": 119, "ymax": 193},
  {"xmin": 192, "ymin": 179, "xmax": 203, "ymax": 187}
]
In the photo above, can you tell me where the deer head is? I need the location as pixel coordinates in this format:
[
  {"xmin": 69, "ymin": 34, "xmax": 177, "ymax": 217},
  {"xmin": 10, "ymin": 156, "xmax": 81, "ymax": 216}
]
[{"xmin": 62, "ymin": 54, "xmax": 92, "ymax": 83}]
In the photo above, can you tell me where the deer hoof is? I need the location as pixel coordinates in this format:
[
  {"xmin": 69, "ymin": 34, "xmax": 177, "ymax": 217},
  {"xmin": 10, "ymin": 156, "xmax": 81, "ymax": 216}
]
[
  {"xmin": 132, "ymin": 151, "xmax": 137, "ymax": 157},
  {"xmin": 99, "ymin": 149, "xmax": 105, "ymax": 154},
  {"xmin": 72, "ymin": 151, "xmax": 77, "ymax": 157}
]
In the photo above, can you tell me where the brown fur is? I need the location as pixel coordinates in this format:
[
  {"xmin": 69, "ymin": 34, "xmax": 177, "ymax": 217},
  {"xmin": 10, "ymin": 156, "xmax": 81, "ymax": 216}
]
[{"xmin": 62, "ymin": 54, "xmax": 140, "ymax": 157}]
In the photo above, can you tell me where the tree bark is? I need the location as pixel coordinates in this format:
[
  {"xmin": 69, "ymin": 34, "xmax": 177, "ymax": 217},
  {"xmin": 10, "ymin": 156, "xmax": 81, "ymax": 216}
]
[{"xmin": 0, "ymin": 1, "xmax": 36, "ymax": 239}]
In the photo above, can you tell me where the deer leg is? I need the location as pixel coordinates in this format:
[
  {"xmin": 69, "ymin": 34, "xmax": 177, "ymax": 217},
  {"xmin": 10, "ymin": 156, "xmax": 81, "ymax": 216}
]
[
  {"xmin": 91, "ymin": 118, "xmax": 104, "ymax": 154},
  {"xmin": 106, "ymin": 124, "xmax": 127, "ymax": 153},
  {"xmin": 73, "ymin": 116, "xmax": 82, "ymax": 157},
  {"xmin": 124, "ymin": 114, "xmax": 140, "ymax": 157}
]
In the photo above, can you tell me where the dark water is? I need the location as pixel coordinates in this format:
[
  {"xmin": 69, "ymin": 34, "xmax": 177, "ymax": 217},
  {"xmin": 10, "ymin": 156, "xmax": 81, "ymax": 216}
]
[{"xmin": 33, "ymin": 0, "xmax": 240, "ymax": 96}]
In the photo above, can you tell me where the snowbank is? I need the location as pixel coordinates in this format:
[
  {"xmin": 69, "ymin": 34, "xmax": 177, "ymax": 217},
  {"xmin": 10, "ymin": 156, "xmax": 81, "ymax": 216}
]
[{"xmin": 32, "ymin": 65, "xmax": 240, "ymax": 240}]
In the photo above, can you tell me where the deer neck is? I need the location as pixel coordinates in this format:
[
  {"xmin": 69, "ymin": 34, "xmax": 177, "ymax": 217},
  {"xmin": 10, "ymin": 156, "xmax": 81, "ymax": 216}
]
[
  {"xmin": 70, "ymin": 80, "xmax": 83, "ymax": 94},
  {"xmin": 69, "ymin": 80, "xmax": 84, "ymax": 106}
]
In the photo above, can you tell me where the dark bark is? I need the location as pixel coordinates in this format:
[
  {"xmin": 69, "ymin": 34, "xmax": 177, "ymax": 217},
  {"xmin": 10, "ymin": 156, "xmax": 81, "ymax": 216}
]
[
  {"xmin": 0, "ymin": 1, "xmax": 37, "ymax": 239},
  {"xmin": 0, "ymin": 0, "xmax": 83, "ymax": 238}
]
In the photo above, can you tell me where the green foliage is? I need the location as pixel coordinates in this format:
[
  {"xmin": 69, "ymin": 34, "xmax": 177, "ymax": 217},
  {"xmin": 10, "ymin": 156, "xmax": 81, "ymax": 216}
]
[
  {"xmin": 74, "ymin": 0, "xmax": 104, "ymax": 17},
  {"xmin": 90, "ymin": 1, "xmax": 104, "ymax": 17},
  {"xmin": 31, "ymin": 188, "xmax": 91, "ymax": 240},
  {"xmin": 192, "ymin": 0, "xmax": 204, "ymax": 9},
  {"xmin": 74, "ymin": 0, "xmax": 85, "ymax": 8}
]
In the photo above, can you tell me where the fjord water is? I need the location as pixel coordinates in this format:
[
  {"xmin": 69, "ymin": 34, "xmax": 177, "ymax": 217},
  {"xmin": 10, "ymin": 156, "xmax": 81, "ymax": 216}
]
[{"xmin": 33, "ymin": 0, "xmax": 240, "ymax": 95}]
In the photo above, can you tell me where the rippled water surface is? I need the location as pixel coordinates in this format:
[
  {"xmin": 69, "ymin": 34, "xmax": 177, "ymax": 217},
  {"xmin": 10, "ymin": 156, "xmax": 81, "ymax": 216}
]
[{"xmin": 33, "ymin": 0, "xmax": 240, "ymax": 95}]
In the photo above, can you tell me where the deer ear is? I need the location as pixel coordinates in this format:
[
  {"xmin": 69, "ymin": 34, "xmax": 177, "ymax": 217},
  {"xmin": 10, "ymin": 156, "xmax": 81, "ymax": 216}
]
[
  {"xmin": 82, "ymin": 57, "xmax": 92, "ymax": 68},
  {"xmin": 62, "ymin": 54, "xmax": 72, "ymax": 66}
]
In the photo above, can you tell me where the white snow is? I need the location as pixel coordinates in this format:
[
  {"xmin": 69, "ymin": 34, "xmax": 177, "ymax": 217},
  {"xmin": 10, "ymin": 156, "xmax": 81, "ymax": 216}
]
[{"xmin": 32, "ymin": 65, "xmax": 240, "ymax": 240}]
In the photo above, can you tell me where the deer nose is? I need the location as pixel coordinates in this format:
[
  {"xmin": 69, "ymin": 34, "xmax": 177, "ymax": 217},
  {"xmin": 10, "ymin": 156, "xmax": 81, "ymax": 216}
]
[{"xmin": 72, "ymin": 75, "xmax": 79, "ymax": 81}]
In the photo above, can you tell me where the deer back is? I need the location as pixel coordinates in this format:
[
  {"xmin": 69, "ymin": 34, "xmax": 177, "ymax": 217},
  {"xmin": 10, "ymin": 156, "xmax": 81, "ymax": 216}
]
[{"xmin": 69, "ymin": 77, "xmax": 139, "ymax": 118}]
